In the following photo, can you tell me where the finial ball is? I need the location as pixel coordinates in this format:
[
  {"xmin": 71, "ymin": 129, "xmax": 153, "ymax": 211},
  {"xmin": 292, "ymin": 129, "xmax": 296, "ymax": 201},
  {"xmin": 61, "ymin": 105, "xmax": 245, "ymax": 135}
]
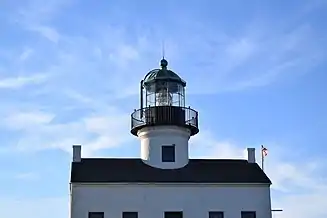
[{"xmin": 160, "ymin": 59, "xmax": 168, "ymax": 68}]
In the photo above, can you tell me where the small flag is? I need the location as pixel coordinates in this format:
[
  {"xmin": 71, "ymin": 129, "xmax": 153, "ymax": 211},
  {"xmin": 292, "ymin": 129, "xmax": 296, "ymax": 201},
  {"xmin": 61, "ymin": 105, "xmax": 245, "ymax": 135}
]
[{"xmin": 261, "ymin": 145, "xmax": 268, "ymax": 156}]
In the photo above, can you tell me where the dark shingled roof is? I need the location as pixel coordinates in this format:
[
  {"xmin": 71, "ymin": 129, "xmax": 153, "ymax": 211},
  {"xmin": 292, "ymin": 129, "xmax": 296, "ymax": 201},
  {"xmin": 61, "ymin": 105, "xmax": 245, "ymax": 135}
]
[{"xmin": 70, "ymin": 158, "xmax": 271, "ymax": 184}]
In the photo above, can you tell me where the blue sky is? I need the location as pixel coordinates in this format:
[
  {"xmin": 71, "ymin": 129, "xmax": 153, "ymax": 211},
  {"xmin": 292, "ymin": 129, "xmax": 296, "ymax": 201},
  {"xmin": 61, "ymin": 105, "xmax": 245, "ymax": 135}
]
[{"xmin": 0, "ymin": 0, "xmax": 326, "ymax": 217}]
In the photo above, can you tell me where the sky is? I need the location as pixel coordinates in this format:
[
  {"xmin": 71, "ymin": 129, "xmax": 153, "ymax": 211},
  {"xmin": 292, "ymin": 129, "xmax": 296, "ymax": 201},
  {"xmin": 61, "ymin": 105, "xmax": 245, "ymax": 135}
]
[{"xmin": 0, "ymin": 0, "xmax": 326, "ymax": 217}]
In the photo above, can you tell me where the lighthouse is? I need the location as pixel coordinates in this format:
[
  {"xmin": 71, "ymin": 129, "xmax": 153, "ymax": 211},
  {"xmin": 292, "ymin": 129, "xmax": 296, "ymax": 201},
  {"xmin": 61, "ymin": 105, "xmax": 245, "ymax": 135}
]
[
  {"xmin": 69, "ymin": 58, "xmax": 273, "ymax": 218},
  {"xmin": 131, "ymin": 58, "xmax": 199, "ymax": 169}
]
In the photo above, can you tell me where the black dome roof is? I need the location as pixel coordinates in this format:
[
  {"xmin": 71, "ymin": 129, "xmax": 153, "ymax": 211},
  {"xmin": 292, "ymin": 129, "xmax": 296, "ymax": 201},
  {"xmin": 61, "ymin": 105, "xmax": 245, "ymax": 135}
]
[{"xmin": 143, "ymin": 59, "xmax": 186, "ymax": 86}]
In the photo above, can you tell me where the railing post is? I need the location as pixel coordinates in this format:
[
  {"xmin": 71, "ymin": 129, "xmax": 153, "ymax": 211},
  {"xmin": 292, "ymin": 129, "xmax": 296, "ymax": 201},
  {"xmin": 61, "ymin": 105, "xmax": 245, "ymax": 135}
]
[{"xmin": 188, "ymin": 107, "xmax": 190, "ymax": 123}]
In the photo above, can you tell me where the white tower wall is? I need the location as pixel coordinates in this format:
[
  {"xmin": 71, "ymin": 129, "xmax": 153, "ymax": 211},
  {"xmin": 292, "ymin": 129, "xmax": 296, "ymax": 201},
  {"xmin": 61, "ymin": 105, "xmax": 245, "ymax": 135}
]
[{"xmin": 137, "ymin": 125, "xmax": 191, "ymax": 169}]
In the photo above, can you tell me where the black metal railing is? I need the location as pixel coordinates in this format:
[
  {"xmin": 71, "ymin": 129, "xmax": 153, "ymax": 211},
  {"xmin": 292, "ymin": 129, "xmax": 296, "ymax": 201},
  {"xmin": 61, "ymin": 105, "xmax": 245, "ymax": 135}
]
[{"xmin": 131, "ymin": 106, "xmax": 199, "ymax": 136}]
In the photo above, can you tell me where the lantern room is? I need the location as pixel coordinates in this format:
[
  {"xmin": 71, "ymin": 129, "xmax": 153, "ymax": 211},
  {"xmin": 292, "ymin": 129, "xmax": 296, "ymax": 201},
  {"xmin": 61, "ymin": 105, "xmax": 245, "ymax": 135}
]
[
  {"xmin": 142, "ymin": 58, "xmax": 186, "ymax": 108},
  {"xmin": 131, "ymin": 58, "xmax": 199, "ymax": 137}
]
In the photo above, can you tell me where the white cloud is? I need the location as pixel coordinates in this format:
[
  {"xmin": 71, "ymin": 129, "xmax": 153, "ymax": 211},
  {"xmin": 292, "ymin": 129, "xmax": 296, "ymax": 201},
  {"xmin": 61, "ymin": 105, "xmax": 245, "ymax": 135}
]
[
  {"xmin": 10, "ymin": 0, "xmax": 71, "ymax": 44},
  {"xmin": 190, "ymin": 131, "xmax": 247, "ymax": 159},
  {"xmin": 1, "ymin": 104, "xmax": 132, "ymax": 157},
  {"xmin": 0, "ymin": 74, "xmax": 49, "ymax": 89},
  {"xmin": 28, "ymin": 25, "xmax": 60, "ymax": 43},
  {"xmin": 3, "ymin": 110, "xmax": 55, "ymax": 130},
  {"xmin": 109, "ymin": 44, "xmax": 140, "ymax": 67},
  {"xmin": 2, "ymin": 0, "xmax": 325, "ymax": 98},
  {"xmin": 4, "ymin": 15, "xmax": 322, "ymax": 100},
  {"xmin": 40, "ymin": 22, "xmax": 305, "ymax": 98},
  {"xmin": 19, "ymin": 48, "xmax": 34, "ymax": 61},
  {"xmin": 225, "ymin": 38, "xmax": 256, "ymax": 63},
  {"xmin": 173, "ymin": 23, "xmax": 318, "ymax": 92}
]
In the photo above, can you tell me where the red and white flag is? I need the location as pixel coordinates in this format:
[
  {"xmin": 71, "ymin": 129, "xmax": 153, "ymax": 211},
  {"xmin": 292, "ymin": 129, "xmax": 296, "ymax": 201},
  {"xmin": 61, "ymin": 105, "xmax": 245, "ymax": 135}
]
[{"xmin": 261, "ymin": 145, "xmax": 268, "ymax": 156}]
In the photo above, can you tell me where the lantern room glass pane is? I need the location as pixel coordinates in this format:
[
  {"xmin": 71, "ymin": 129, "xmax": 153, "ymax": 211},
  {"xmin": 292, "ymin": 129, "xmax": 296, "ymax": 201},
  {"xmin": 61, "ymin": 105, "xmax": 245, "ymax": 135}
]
[
  {"xmin": 145, "ymin": 85, "xmax": 155, "ymax": 107},
  {"xmin": 155, "ymin": 81, "xmax": 171, "ymax": 106},
  {"xmin": 144, "ymin": 81, "xmax": 185, "ymax": 108}
]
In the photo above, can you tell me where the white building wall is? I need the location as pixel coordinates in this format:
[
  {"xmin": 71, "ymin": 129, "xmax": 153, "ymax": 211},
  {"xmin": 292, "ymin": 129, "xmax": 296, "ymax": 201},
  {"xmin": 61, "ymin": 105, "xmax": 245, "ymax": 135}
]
[
  {"xmin": 70, "ymin": 183, "xmax": 272, "ymax": 218},
  {"xmin": 138, "ymin": 126, "xmax": 191, "ymax": 169}
]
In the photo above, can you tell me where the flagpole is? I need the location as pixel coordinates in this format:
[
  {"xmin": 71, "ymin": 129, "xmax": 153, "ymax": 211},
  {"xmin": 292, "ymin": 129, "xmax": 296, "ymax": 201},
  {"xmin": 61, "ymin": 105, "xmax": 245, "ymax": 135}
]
[{"xmin": 261, "ymin": 145, "xmax": 264, "ymax": 172}]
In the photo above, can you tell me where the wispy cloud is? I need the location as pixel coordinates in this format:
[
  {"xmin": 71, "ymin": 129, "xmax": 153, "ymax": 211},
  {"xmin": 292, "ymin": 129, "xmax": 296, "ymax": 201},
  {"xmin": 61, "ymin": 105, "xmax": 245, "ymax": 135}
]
[
  {"xmin": 0, "ymin": 74, "xmax": 49, "ymax": 89},
  {"xmin": 48, "ymin": 21, "xmax": 325, "ymax": 97},
  {"xmin": 19, "ymin": 48, "xmax": 34, "ymax": 61},
  {"xmin": 3, "ymin": 0, "xmax": 323, "ymax": 99},
  {"xmin": 27, "ymin": 25, "xmax": 61, "ymax": 43},
  {"xmin": 0, "ymin": 1, "xmax": 326, "ymax": 218},
  {"xmin": 15, "ymin": 172, "xmax": 39, "ymax": 181},
  {"xmin": 3, "ymin": 110, "xmax": 54, "ymax": 130},
  {"xmin": 1, "ymin": 103, "xmax": 132, "ymax": 156},
  {"xmin": 8, "ymin": 0, "xmax": 71, "ymax": 44},
  {"xmin": 183, "ymin": 23, "xmax": 324, "ymax": 94}
]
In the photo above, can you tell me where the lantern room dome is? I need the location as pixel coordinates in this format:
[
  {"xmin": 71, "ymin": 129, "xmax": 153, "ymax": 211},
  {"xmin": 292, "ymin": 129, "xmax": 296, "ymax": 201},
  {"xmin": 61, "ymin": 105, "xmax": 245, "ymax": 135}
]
[{"xmin": 143, "ymin": 59, "xmax": 186, "ymax": 86}]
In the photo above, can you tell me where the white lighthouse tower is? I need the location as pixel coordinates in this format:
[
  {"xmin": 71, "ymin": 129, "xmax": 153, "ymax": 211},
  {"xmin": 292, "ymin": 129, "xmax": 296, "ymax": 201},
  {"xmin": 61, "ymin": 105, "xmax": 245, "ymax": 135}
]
[{"xmin": 131, "ymin": 58, "xmax": 199, "ymax": 169}]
